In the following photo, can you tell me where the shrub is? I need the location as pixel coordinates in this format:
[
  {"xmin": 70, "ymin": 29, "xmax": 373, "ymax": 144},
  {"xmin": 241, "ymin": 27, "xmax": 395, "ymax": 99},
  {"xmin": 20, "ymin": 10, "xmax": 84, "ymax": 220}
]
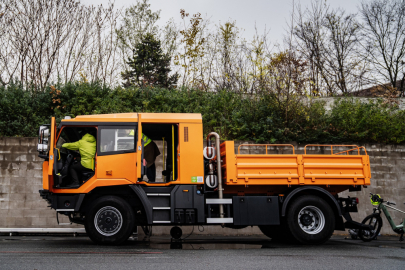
[{"xmin": 0, "ymin": 81, "xmax": 404, "ymax": 144}]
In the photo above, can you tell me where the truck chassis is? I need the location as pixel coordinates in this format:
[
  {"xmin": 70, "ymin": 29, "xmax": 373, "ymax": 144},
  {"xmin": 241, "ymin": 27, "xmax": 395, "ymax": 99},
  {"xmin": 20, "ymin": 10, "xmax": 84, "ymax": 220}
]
[{"xmin": 37, "ymin": 113, "xmax": 371, "ymax": 245}]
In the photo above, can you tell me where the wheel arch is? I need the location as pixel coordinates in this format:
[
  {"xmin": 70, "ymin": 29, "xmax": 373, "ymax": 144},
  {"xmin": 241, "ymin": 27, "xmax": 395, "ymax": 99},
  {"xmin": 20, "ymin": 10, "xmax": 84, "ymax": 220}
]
[
  {"xmin": 78, "ymin": 185, "xmax": 152, "ymax": 225},
  {"xmin": 281, "ymin": 186, "xmax": 342, "ymax": 218}
]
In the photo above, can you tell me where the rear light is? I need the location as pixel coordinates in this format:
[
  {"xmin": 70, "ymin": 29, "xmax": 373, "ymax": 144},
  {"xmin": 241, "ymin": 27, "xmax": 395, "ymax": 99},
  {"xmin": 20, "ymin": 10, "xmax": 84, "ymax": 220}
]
[
  {"xmin": 351, "ymin": 198, "xmax": 359, "ymax": 205},
  {"xmin": 351, "ymin": 197, "xmax": 359, "ymax": 205}
]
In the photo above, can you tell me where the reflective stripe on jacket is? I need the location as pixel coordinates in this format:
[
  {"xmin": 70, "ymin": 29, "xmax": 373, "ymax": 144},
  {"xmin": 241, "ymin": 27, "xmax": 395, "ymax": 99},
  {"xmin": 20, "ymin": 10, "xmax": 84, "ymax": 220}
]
[
  {"xmin": 142, "ymin": 133, "xmax": 151, "ymax": 147},
  {"xmin": 128, "ymin": 130, "xmax": 151, "ymax": 147}
]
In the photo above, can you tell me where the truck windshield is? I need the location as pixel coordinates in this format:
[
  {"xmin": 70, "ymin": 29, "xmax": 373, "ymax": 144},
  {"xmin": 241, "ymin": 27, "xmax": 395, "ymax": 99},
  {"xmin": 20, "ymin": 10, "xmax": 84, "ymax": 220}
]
[{"xmin": 56, "ymin": 130, "xmax": 69, "ymax": 153}]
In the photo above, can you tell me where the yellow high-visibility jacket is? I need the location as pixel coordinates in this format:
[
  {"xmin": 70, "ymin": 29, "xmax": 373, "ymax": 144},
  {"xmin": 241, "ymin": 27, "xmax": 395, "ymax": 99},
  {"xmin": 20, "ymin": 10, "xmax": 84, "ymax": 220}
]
[{"xmin": 62, "ymin": 133, "xmax": 96, "ymax": 170}]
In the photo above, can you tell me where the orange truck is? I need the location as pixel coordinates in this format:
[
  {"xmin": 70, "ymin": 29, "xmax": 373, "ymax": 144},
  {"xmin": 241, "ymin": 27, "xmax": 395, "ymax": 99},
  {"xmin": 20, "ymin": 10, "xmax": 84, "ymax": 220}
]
[{"xmin": 37, "ymin": 113, "xmax": 371, "ymax": 245}]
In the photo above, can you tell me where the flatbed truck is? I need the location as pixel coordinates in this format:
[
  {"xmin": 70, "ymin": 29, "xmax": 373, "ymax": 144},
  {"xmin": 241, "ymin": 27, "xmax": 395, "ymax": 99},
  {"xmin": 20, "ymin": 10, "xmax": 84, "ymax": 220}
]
[{"xmin": 37, "ymin": 113, "xmax": 371, "ymax": 244}]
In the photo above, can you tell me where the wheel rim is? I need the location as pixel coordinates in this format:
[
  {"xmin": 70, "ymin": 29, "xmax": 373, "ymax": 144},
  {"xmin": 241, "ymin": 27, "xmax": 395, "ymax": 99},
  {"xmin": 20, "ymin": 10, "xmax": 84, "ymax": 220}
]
[
  {"xmin": 362, "ymin": 217, "xmax": 379, "ymax": 239},
  {"xmin": 94, "ymin": 206, "xmax": 123, "ymax": 236},
  {"xmin": 298, "ymin": 205, "xmax": 325, "ymax": 234}
]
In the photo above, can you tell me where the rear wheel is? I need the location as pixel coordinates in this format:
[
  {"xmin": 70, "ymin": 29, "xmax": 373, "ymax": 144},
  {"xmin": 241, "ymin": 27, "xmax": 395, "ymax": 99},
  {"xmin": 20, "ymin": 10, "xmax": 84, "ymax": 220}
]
[
  {"xmin": 85, "ymin": 196, "xmax": 135, "ymax": 245},
  {"xmin": 286, "ymin": 195, "xmax": 335, "ymax": 245},
  {"xmin": 358, "ymin": 214, "xmax": 382, "ymax": 242},
  {"xmin": 259, "ymin": 219, "xmax": 296, "ymax": 242}
]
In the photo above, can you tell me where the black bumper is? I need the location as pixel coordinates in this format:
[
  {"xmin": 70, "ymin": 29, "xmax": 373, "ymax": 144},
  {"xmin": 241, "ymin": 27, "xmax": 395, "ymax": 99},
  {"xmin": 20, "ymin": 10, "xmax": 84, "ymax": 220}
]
[{"xmin": 38, "ymin": 190, "xmax": 85, "ymax": 212}]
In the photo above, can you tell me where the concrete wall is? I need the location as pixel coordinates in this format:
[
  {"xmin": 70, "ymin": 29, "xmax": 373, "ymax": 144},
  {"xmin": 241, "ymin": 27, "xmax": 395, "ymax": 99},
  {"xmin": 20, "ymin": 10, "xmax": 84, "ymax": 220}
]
[
  {"xmin": 1, "ymin": 138, "xmax": 404, "ymax": 235},
  {"xmin": 315, "ymin": 97, "xmax": 405, "ymax": 111},
  {"xmin": 0, "ymin": 137, "xmax": 76, "ymax": 228},
  {"xmin": 340, "ymin": 144, "xmax": 405, "ymax": 235}
]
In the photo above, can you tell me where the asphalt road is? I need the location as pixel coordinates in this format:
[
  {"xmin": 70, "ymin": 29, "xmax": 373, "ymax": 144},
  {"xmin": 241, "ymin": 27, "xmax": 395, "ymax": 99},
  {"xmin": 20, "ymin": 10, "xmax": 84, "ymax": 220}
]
[{"xmin": 0, "ymin": 234, "xmax": 404, "ymax": 270}]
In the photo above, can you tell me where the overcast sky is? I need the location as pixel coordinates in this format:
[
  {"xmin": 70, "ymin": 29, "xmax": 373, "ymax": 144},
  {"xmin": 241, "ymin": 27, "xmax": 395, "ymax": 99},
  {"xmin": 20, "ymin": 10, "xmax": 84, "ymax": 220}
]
[{"xmin": 81, "ymin": 0, "xmax": 362, "ymax": 44}]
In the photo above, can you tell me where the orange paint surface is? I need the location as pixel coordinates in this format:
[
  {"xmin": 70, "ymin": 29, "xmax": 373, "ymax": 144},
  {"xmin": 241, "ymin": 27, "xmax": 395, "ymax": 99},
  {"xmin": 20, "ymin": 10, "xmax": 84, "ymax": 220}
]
[
  {"xmin": 221, "ymin": 141, "xmax": 371, "ymax": 186},
  {"xmin": 97, "ymin": 153, "xmax": 137, "ymax": 183},
  {"xmin": 61, "ymin": 113, "xmax": 202, "ymax": 124},
  {"xmin": 178, "ymin": 123, "xmax": 204, "ymax": 184},
  {"xmin": 52, "ymin": 179, "xmax": 134, "ymax": 194},
  {"xmin": 42, "ymin": 161, "xmax": 49, "ymax": 190},
  {"xmin": 43, "ymin": 113, "xmax": 370, "ymax": 194}
]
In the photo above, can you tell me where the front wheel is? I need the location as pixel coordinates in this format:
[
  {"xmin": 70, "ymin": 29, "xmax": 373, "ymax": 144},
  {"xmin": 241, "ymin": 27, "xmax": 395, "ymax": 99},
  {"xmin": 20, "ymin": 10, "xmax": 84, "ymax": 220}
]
[
  {"xmin": 85, "ymin": 196, "xmax": 135, "ymax": 245},
  {"xmin": 286, "ymin": 195, "xmax": 335, "ymax": 245},
  {"xmin": 358, "ymin": 214, "xmax": 382, "ymax": 242}
]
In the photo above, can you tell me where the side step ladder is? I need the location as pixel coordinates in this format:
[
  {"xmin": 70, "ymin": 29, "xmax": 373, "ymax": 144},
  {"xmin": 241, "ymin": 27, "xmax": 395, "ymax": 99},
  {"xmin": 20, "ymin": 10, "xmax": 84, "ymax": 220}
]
[
  {"xmin": 147, "ymin": 193, "xmax": 172, "ymax": 224},
  {"xmin": 206, "ymin": 198, "xmax": 233, "ymax": 224}
]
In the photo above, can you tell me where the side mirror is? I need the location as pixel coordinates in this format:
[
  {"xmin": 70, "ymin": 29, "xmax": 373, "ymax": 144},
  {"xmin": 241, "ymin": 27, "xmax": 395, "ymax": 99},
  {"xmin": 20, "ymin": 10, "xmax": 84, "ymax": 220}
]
[{"xmin": 37, "ymin": 125, "xmax": 50, "ymax": 153}]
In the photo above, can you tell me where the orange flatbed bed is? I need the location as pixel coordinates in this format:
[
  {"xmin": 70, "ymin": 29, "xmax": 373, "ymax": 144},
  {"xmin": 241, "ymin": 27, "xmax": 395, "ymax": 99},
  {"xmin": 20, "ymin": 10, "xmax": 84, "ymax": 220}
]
[{"xmin": 221, "ymin": 141, "xmax": 371, "ymax": 186}]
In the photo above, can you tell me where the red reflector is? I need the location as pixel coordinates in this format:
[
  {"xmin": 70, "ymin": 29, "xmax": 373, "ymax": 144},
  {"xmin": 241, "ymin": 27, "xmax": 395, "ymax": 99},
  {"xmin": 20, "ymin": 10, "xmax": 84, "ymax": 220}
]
[{"xmin": 356, "ymin": 198, "xmax": 359, "ymax": 204}]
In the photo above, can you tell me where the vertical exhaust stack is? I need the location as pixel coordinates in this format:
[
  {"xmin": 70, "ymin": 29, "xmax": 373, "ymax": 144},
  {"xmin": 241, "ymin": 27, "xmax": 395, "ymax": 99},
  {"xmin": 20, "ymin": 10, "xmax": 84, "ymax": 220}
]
[{"xmin": 206, "ymin": 132, "xmax": 224, "ymax": 219}]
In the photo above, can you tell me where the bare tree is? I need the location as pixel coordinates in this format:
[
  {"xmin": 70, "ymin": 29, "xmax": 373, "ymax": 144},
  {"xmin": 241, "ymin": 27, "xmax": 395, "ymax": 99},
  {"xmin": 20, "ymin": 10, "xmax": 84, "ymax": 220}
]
[
  {"xmin": 293, "ymin": 1, "xmax": 366, "ymax": 96},
  {"xmin": 293, "ymin": 0, "xmax": 331, "ymax": 95},
  {"xmin": 0, "ymin": 0, "xmax": 121, "ymax": 90},
  {"xmin": 360, "ymin": 0, "xmax": 405, "ymax": 97},
  {"xmin": 0, "ymin": 1, "xmax": 12, "ymax": 85},
  {"xmin": 175, "ymin": 10, "xmax": 208, "ymax": 88},
  {"xmin": 323, "ymin": 10, "xmax": 366, "ymax": 94},
  {"xmin": 215, "ymin": 21, "xmax": 238, "ymax": 90},
  {"xmin": 85, "ymin": 4, "xmax": 121, "ymax": 85}
]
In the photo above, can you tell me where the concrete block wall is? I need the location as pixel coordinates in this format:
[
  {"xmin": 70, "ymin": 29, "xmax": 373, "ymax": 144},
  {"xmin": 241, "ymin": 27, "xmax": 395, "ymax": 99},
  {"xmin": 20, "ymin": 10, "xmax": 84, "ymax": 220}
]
[
  {"xmin": 0, "ymin": 138, "xmax": 77, "ymax": 228},
  {"xmin": 0, "ymin": 138, "xmax": 404, "ymax": 236},
  {"xmin": 315, "ymin": 97, "xmax": 405, "ymax": 111},
  {"xmin": 340, "ymin": 144, "xmax": 405, "ymax": 235}
]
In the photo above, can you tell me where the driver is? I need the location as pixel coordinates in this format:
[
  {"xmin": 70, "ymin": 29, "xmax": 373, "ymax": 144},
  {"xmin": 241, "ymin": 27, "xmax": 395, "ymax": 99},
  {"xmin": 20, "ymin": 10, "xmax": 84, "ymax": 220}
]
[{"xmin": 62, "ymin": 128, "xmax": 96, "ymax": 188}]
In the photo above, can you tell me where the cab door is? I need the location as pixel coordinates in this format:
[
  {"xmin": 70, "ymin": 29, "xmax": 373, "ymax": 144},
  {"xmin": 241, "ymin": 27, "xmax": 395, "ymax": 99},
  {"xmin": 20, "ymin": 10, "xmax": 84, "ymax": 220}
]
[
  {"xmin": 137, "ymin": 114, "xmax": 143, "ymax": 181},
  {"xmin": 97, "ymin": 125, "xmax": 137, "ymax": 183},
  {"xmin": 45, "ymin": 117, "xmax": 56, "ymax": 189}
]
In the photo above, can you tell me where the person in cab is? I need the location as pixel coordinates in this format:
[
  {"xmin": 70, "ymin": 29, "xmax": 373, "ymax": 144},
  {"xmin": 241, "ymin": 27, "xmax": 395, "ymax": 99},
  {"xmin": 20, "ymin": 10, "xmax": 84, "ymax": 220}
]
[
  {"xmin": 141, "ymin": 133, "xmax": 160, "ymax": 182},
  {"xmin": 62, "ymin": 129, "xmax": 96, "ymax": 187},
  {"xmin": 127, "ymin": 130, "xmax": 160, "ymax": 182}
]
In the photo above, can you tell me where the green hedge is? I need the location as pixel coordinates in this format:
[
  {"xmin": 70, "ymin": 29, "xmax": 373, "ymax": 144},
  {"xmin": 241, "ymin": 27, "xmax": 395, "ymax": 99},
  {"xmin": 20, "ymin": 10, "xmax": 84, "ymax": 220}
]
[{"xmin": 1, "ymin": 81, "xmax": 404, "ymax": 144}]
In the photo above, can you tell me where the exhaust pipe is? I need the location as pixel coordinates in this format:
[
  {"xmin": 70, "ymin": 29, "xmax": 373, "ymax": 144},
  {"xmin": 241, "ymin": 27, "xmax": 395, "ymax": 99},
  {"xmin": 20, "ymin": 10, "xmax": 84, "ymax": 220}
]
[{"xmin": 206, "ymin": 132, "xmax": 224, "ymax": 219}]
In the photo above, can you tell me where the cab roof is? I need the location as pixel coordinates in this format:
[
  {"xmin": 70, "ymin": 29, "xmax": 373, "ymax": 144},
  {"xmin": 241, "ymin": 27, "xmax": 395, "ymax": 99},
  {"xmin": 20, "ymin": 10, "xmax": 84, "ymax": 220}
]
[{"xmin": 61, "ymin": 113, "xmax": 202, "ymax": 124}]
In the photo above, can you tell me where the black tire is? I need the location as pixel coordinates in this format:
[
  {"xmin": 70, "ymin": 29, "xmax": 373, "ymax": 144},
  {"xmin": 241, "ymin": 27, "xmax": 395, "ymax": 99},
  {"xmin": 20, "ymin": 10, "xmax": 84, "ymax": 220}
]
[
  {"xmin": 259, "ymin": 219, "xmax": 296, "ymax": 242},
  {"xmin": 358, "ymin": 214, "xmax": 382, "ymax": 242},
  {"xmin": 286, "ymin": 195, "xmax": 335, "ymax": 245},
  {"xmin": 259, "ymin": 225, "xmax": 281, "ymax": 239},
  {"xmin": 85, "ymin": 196, "xmax": 135, "ymax": 245}
]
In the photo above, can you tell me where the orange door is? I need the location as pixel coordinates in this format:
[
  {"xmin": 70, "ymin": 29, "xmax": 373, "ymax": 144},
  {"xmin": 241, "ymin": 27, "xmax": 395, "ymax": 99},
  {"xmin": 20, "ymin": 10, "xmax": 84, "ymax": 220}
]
[
  {"xmin": 46, "ymin": 117, "xmax": 56, "ymax": 189},
  {"xmin": 179, "ymin": 123, "xmax": 204, "ymax": 184},
  {"xmin": 97, "ymin": 126, "xmax": 137, "ymax": 183},
  {"xmin": 137, "ymin": 115, "xmax": 143, "ymax": 180},
  {"xmin": 96, "ymin": 153, "xmax": 137, "ymax": 183}
]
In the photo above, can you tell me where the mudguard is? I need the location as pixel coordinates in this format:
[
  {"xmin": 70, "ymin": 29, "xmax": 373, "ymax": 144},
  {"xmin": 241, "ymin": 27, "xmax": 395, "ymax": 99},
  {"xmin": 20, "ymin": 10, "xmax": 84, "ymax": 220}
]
[{"xmin": 281, "ymin": 186, "xmax": 342, "ymax": 217}]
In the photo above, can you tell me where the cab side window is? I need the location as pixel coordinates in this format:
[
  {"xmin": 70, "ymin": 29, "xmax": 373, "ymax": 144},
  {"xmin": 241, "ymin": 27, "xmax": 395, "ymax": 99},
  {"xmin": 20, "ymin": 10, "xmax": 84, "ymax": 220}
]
[{"xmin": 98, "ymin": 126, "xmax": 137, "ymax": 155}]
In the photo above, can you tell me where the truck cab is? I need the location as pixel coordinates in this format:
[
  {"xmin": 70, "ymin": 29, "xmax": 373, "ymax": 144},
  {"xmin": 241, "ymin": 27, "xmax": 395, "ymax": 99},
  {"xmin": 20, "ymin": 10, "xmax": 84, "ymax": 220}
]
[{"xmin": 37, "ymin": 113, "xmax": 371, "ymax": 245}]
